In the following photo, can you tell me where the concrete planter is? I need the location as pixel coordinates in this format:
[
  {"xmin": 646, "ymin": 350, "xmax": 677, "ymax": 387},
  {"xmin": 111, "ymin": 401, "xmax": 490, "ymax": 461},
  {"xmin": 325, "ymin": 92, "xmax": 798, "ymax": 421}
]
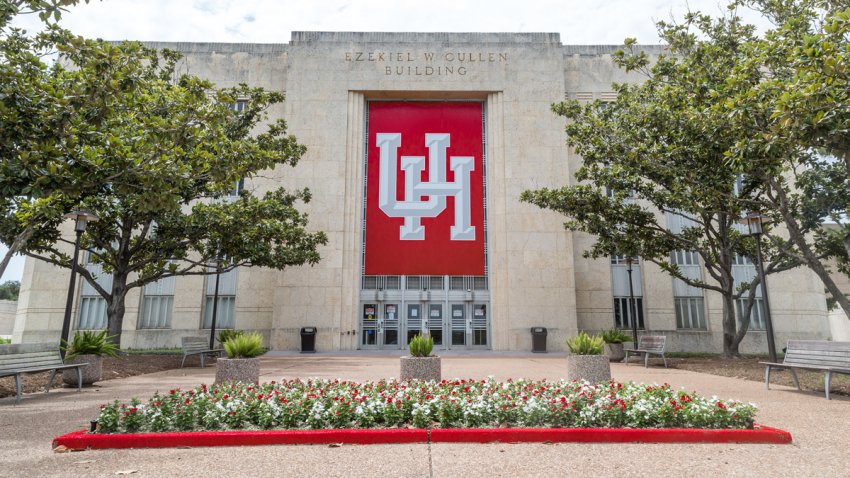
[
  {"xmin": 566, "ymin": 354, "xmax": 611, "ymax": 383},
  {"xmin": 215, "ymin": 357, "xmax": 260, "ymax": 385},
  {"xmin": 62, "ymin": 354, "xmax": 102, "ymax": 386},
  {"xmin": 605, "ymin": 343, "xmax": 625, "ymax": 363},
  {"xmin": 400, "ymin": 356, "xmax": 441, "ymax": 382}
]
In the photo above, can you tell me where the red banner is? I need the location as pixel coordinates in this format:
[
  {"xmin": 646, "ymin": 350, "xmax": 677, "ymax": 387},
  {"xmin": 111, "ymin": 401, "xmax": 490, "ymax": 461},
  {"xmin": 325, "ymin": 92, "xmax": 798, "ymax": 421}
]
[{"xmin": 364, "ymin": 101, "xmax": 485, "ymax": 276}]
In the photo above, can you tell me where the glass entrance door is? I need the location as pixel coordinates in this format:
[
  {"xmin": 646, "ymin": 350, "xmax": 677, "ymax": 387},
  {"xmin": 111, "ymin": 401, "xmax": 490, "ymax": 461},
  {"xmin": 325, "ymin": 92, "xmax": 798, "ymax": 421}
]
[
  {"xmin": 362, "ymin": 303, "xmax": 378, "ymax": 347},
  {"xmin": 406, "ymin": 303, "xmax": 425, "ymax": 344},
  {"xmin": 382, "ymin": 303, "xmax": 399, "ymax": 346},
  {"xmin": 471, "ymin": 303, "xmax": 489, "ymax": 347},
  {"xmin": 449, "ymin": 303, "xmax": 467, "ymax": 347},
  {"xmin": 427, "ymin": 303, "xmax": 444, "ymax": 346}
]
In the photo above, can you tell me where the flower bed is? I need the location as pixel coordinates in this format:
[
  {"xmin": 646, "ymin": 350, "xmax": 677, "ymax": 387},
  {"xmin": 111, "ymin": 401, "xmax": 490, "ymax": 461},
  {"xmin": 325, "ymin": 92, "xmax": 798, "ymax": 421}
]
[{"xmin": 93, "ymin": 378, "xmax": 758, "ymax": 433}]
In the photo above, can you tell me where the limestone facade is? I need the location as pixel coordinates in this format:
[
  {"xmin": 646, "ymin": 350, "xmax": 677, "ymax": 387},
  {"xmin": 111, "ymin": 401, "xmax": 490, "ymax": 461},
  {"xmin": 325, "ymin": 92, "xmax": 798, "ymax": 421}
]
[{"xmin": 12, "ymin": 32, "xmax": 836, "ymax": 352}]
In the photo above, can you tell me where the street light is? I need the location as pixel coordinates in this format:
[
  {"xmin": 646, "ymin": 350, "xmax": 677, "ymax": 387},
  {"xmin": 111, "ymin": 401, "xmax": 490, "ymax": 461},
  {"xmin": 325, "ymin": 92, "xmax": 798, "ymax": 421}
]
[
  {"xmin": 625, "ymin": 256, "xmax": 639, "ymax": 345},
  {"xmin": 739, "ymin": 211, "xmax": 777, "ymax": 363},
  {"xmin": 60, "ymin": 210, "xmax": 99, "ymax": 359},
  {"xmin": 209, "ymin": 254, "xmax": 223, "ymax": 350}
]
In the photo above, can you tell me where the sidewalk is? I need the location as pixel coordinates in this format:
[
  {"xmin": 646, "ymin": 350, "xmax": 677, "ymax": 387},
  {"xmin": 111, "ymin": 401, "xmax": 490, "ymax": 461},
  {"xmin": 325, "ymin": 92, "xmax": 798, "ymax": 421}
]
[{"xmin": 1, "ymin": 354, "xmax": 848, "ymax": 477}]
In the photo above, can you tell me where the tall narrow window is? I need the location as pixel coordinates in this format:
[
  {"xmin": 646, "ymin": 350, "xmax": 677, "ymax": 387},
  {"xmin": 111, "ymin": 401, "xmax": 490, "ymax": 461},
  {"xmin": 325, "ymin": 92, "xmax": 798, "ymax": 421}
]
[
  {"xmin": 670, "ymin": 250, "xmax": 706, "ymax": 330},
  {"xmin": 610, "ymin": 255, "xmax": 644, "ymax": 329},
  {"xmin": 666, "ymin": 212, "xmax": 707, "ymax": 330},
  {"xmin": 733, "ymin": 253, "xmax": 764, "ymax": 330},
  {"xmin": 202, "ymin": 266, "xmax": 238, "ymax": 329},
  {"xmin": 77, "ymin": 251, "xmax": 110, "ymax": 330},
  {"xmin": 138, "ymin": 275, "xmax": 175, "ymax": 329}
]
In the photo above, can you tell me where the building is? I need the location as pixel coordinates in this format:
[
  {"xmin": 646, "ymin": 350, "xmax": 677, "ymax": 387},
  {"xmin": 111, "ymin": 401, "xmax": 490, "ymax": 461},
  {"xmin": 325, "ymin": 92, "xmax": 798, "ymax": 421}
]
[{"xmin": 11, "ymin": 32, "xmax": 836, "ymax": 353}]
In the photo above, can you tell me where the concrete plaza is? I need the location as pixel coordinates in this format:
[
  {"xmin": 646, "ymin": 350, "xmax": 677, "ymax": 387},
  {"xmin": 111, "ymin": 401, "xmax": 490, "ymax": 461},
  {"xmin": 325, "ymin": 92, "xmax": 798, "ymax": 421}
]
[{"xmin": 1, "ymin": 352, "xmax": 848, "ymax": 477}]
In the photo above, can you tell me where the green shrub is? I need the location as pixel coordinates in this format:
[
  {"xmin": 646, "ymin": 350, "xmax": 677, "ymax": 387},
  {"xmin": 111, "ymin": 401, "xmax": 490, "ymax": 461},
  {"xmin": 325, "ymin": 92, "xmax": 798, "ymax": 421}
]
[
  {"xmin": 223, "ymin": 332, "xmax": 265, "ymax": 359},
  {"xmin": 566, "ymin": 331, "xmax": 605, "ymax": 355},
  {"xmin": 0, "ymin": 337, "xmax": 11, "ymax": 344},
  {"xmin": 62, "ymin": 330, "xmax": 120, "ymax": 359},
  {"xmin": 601, "ymin": 328, "xmax": 632, "ymax": 344},
  {"xmin": 217, "ymin": 329, "xmax": 243, "ymax": 345},
  {"xmin": 408, "ymin": 333, "xmax": 434, "ymax": 357}
]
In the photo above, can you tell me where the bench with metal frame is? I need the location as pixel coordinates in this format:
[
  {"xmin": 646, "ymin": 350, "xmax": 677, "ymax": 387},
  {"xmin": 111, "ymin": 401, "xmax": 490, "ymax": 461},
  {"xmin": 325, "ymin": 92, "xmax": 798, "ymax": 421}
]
[
  {"xmin": 624, "ymin": 335, "xmax": 667, "ymax": 368},
  {"xmin": 761, "ymin": 340, "xmax": 850, "ymax": 400},
  {"xmin": 180, "ymin": 336, "xmax": 223, "ymax": 368},
  {"xmin": 0, "ymin": 343, "xmax": 88, "ymax": 403}
]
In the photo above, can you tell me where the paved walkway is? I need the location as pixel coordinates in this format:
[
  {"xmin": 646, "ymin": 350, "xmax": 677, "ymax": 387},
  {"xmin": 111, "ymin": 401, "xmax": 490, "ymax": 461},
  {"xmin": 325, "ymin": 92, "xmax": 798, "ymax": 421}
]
[{"xmin": 1, "ymin": 354, "xmax": 848, "ymax": 477}]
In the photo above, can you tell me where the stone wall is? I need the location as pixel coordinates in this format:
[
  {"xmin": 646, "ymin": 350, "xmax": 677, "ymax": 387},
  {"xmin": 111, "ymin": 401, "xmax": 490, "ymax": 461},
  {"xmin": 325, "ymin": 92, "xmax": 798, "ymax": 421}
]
[{"xmin": 0, "ymin": 300, "xmax": 15, "ymax": 337}]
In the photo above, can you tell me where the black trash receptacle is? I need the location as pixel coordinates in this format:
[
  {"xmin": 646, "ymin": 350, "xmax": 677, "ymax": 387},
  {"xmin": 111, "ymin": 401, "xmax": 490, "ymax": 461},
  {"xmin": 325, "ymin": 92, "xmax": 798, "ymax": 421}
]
[
  {"xmin": 300, "ymin": 327, "xmax": 317, "ymax": 353},
  {"xmin": 531, "ymin": 327, "xmax": 547, "ymax": 353}
]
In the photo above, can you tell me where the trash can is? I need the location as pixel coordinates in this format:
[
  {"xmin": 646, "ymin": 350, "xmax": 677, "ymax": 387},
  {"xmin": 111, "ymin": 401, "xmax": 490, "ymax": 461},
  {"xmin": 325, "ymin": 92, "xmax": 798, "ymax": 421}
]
[
  {"xmin": 300, "ymin": 327, "xmax": 317, "ymax": 353},
  {"xmin": 531, "ymin": 327, "xmax": 547, "ymax": 353}
]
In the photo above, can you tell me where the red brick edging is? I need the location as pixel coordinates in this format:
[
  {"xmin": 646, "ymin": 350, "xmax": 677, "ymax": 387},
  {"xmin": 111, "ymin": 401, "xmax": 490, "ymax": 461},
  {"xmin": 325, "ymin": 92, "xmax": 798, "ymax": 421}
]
[{"xmin": 53, "ymin": 425, "xmax": 791, "ymax": 450}]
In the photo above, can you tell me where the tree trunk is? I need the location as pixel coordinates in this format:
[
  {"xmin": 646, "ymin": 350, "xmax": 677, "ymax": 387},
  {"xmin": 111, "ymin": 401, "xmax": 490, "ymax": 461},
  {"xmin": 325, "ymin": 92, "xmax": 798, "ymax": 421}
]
[
  {"xmin": 765, "ymin": 175, "xmax": 850, "ymax": 320},
  {"xmin": 105, "ymin": 273, "xmax": 128, "ymax": 347},
  {"xmin": 0, "ymin": 224, "xmax": 35, "ymax": 280},
  {"xmin": 721, "ymin": 292, "xmax": 740, "ymax": 358}
]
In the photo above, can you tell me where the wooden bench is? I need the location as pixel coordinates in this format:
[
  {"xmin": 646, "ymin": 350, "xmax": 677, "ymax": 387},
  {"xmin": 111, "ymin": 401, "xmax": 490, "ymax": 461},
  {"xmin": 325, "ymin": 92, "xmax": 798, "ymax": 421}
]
[
  {"xmin": 761, "ymin": 340, "xmax": 850, "ymax": 400},
  {"xmin": 181, "ymin": 337, "xmax": 223, "ymax": 368},
  {"xmin": 0, "ymin": 343, "xmax": 88, "ymax": 403},
  {"xmin": 624, "ymin": 335, "xmax": 667, "ymax": 368}
]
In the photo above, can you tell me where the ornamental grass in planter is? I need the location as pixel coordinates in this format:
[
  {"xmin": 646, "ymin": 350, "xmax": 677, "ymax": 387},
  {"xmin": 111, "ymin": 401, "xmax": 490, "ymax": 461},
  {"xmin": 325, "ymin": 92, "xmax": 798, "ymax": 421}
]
[
  {"xmin": 601, "ymin": 328, "xmax": 631, "ymax": 363},
  {"xmin": 61, "ymin": 330, "xmax": 120, "ymax": 385},
  {"xmin": 566, "ymin": 331, "xmax": 611, "ymax": 383},
  {"xmin": 400, "ymin": 333, "xmax": 440, "ymax": 382},
  {"xmin": 215, "ymin": 332, "xmax": 264, "ymax": 385}
]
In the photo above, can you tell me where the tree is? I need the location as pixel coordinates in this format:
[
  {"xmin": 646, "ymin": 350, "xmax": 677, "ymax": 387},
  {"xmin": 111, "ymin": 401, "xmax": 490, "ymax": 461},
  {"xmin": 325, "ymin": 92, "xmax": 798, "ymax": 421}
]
[
  {"xmin": 726, "ymin": 0, "xmax": 850, "ymax": 318},
  {"xmin": 7, "ymin": 39, "xmax": 327, "ymax": 345},
  {"xmin": 522, "ymin": 11, "xmax": 799, "ymax": 357},
  {"xmin": 0, "ymin": 280, "xmax": 19, "ymax": 300},
  {"xmin": 0, "ymin": 0, "xmax": 111, "ymax": 280}
]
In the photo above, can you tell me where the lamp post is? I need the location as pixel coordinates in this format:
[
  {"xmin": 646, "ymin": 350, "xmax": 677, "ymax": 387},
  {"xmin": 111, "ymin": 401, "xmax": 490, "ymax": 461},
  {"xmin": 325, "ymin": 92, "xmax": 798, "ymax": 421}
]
[
  {"xmin": 625, "ymin": 256, "xmax": 639, "ymax": 345},
  {"xmin": 209, "ymin": 255, "xmax": 223, "ymax": 350},
  {"xmin": 60, "ymin": 210, "xmax": 98, "ymax": 359},
  {"xmin": 740, "ymin": 211, "xmax": 777, "ymax": 363}
]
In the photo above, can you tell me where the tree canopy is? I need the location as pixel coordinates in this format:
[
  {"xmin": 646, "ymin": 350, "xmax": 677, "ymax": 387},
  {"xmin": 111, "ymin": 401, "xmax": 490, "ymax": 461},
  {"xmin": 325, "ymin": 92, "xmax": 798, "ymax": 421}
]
[
  {"xmin": 2, "ymin": 37, "xmax": 327, "ymax": 344},
  {"xmin": 522, "ymin": 9, "xmax": 805, "ymax": 357},
  {"xmin": 725, "ymin": 0, "xmax": 850, "ymax": 316}
]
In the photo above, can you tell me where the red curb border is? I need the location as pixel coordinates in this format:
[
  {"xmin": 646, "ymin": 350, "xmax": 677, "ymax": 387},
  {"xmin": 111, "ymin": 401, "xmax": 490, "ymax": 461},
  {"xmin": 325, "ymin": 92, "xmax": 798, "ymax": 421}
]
[
  {"xmin": 53, "ymin": 428, "xmax": 428, "ymax": 450},
  {"xmin": 53, "ymin": 425, "xmax": 791, "ymax": 450},
  {"xmin": 429, "ymin": 425, "xmax": 792, "ymax": 444}
]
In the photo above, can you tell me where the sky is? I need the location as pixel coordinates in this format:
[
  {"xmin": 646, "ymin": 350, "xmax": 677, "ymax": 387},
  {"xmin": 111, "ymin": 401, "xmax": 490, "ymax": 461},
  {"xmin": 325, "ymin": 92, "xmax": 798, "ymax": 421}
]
[{"xmin": 0, "ymin": 0, "xmax": 775, "ymax": 283}]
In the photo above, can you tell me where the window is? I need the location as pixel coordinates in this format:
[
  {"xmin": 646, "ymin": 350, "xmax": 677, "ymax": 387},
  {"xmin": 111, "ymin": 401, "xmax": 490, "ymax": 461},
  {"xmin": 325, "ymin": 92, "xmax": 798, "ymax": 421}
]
[
  {"xmin": 733, "ymin": 253, "xmax": 753, "ymax": 266},
  {"xmin": 670, "ymin": 249, "xmax": 706, "ymax": 330},
  {"xmin": 675, "ymin": 297, "xmax": 706, "ymax": 329},
  {"xmin": 226, "ymin": 178, "xmax": 244, "ymax": 198},
  {"xmin": 138, "ymin": 275, "xmax": 175, "ymax": 329},
  {"xmin": 737, "ymin": 298, "xmax": 766, "ymax": 330},
  {"xmin": 232, "ymin": 99, "xmax": 248, "ymax": 113},
  {"xmin": 77, "ymin": 251, "xmax": 110, "ymax": 330},
  {"xmin": 614, "ymin": 297, "xmax": 644, "ymax": 330},
  {"xmin": 202, "ymin": 266, "xmax": 238, "ymax": 329},
  {"xmin": 610, "ymin": 255, "xmax": 644, "ymax": 329},
  {"xmin": 610, "ymin": 255, "xmax": 638, "ymax": 265}
]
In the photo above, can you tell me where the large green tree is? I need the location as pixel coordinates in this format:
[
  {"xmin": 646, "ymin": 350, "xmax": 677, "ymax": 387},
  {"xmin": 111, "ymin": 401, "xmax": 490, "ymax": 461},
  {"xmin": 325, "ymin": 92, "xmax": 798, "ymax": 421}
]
[
  {"xmin": 0, "ymin": 0, "xmax": 111, "ymax": 279},
  {"xmin": 522, "ymin": 11, "xmax": 800, "ymax": 357},
  {"xmin": 6, "ymin": 39, "xmax": 327, "ymax": 345},
  {"xmin": 725, "ymin": 0, "xmax": 850, "ymax": 318}
]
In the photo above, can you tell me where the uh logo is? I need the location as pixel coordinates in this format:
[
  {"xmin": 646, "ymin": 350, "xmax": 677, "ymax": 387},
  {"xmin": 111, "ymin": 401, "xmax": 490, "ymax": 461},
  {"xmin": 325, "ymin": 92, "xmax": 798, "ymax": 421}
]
[{"xmin": 376, "ymin": 133, "xmax": 475, "ymax": 241}]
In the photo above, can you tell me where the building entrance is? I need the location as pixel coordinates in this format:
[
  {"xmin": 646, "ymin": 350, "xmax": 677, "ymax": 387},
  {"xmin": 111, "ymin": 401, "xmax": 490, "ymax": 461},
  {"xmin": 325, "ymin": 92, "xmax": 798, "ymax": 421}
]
[
  {"xmin": 360, "ymin": 101, "xmax": 490, "ymax": 351},
  {"xmin": 359, "ymin": 276, "xmax": 490, "ymax": 350}
]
